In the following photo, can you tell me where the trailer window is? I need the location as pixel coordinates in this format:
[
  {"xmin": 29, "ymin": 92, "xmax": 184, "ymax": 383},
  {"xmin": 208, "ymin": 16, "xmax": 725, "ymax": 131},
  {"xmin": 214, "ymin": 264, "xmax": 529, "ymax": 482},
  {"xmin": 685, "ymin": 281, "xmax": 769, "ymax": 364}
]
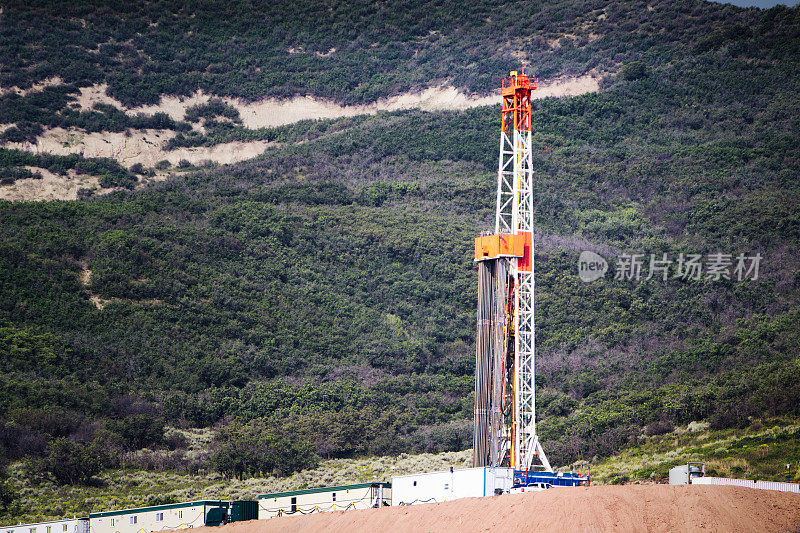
[
  {"xmin": 179, "ymin": 511, "xmax": 183, "ymax": 519},
  {"xmin": 156, "ymin": 513, "xmax": 164, "ymax": 521},
  {"xmin": 130, "ymin": 517, "xmax": 137, "ymax": 525},
  {"xmin": 290, "ymin": 497, "xmax": 297, "ymax": 513},
  {"xmin": 332, "ymin": 493, "xmax": 336, "ymax": 502}
]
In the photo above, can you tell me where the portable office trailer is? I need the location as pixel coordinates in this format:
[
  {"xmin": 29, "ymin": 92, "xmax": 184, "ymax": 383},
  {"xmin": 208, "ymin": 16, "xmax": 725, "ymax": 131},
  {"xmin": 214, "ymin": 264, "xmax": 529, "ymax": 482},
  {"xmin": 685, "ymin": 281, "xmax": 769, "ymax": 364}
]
[
  {"xmin": 390, "ymin": 467, "xmax": 514, "ymax": 506},
  {"xmin": 90, "ymin": 500, "xmax": 257, "ymax": 533},
  {"xmin": 692, "ymin": 476, "xmax": 799, "ymax": 494},
  {"xmin": 258, "ymin": 483, "xmax": 391, "ymax": 519},
  {"xmin": 3, "ymin": 518, "xmax": 89, "ymax": 533}
]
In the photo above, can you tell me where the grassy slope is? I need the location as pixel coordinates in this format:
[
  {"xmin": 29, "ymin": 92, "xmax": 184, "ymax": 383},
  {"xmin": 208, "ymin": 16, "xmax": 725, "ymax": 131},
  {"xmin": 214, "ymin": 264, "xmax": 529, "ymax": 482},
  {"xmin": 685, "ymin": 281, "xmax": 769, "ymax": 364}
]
[
  {"xmin": 4, "ymin": 418, "xmax": 799, "ymax": 523},
  {"xmin": 587, "ymin": 418, "xmax": 800, "ymax": 485},
  {"xmin": 2, "ymin": 450, "xmax": 472, "ymax": 523}
]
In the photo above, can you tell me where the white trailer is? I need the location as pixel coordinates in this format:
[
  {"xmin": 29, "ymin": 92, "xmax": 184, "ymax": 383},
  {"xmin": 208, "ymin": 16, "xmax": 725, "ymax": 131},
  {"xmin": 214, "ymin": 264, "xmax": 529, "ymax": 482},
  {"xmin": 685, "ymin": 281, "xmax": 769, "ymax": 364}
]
[
  {"xmin": 89, "ymin": 500, "xmax": 256, "ymax": 533},
  {"xmin": 391, "ymin": 466, "xmax": 514, "ymax": 506},
  {"xmin": 691, "ymin": 476, "xmax": 799, "ymax": 494},
  {"xmin": 2, "ymin": 518, "xmax": 88, "ymax": 533},
  {"xmin": 258, "ymin": 482, "xmax": 391, "ymax": 519},
  {"xmin": 91, "ymin": 501, "xmax": 208, "ymax": 533}
]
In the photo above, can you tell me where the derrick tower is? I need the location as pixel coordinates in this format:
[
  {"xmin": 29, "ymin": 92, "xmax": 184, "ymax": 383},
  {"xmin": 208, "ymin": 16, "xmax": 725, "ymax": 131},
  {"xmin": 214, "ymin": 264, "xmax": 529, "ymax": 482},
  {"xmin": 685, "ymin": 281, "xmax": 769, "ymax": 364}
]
[{"xmin": 473, "ymin": 69, "xmax": 551, "ymax": 472}]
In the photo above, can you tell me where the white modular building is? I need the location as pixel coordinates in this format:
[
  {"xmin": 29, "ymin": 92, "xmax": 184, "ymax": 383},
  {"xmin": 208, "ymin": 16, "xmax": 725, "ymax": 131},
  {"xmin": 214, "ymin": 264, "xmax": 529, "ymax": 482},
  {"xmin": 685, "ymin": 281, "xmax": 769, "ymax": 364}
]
[
  {"xmin": 2, "ymin": 518, "xmax": 89, "ymax": 533},
  {"xmin": 90, "ymin": 500, "xmax": 257, "ymax": 533},
  {"xmin": 390, "ymin": 466, "xmax": 514, "ymax": 506},
  {"xmin": 258, "ymin": 482, "xmax": 391, "ymax": 519},
  {"xmin": 691, "ymin": 476, "xmax": 799, "ymax": 494}
]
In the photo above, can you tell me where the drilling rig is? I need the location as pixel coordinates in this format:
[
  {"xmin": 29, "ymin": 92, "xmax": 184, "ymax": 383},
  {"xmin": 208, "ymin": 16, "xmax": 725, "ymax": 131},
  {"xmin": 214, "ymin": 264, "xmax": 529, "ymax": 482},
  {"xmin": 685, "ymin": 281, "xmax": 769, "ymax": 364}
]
[{"xmin": 473, "ymin": 69, "xmax": 552, "ymax": 473}]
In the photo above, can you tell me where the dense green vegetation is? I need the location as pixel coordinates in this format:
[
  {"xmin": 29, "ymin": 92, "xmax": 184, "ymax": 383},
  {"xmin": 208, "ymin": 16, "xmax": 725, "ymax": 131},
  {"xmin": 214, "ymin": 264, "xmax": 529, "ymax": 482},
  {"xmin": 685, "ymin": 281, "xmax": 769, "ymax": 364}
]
[
  {"xmin": 2, "ymin": 0, "xmax": 798, "ymax": 107},
  {"xmin": 207, "ymin": 421, "xmax": 318, "ymax": 479},
  {"xmin": 0, "ymin": 0, "xmax": 799, "ymax": 524}
]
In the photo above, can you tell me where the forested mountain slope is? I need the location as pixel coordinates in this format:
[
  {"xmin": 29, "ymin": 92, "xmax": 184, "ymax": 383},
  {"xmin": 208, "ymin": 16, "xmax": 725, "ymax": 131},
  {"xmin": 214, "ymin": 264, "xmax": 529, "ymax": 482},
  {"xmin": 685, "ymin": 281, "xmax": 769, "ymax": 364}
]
[
  {"xmin": 6, "ymin": 0, "xmax": 791, "ymax": 105},
  {"xmin": 0, "ymin": 0, "xmax": 799, "ymax": 522}
]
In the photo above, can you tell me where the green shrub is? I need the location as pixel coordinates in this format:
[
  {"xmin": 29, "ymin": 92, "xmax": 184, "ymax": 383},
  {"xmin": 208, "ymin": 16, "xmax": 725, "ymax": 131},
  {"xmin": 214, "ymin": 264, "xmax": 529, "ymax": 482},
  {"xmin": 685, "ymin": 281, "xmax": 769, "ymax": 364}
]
[
  {"xmin": 620, "ymin": 61, "xmax": 648, "ymax": 81},
  {"xmin": 207, "ymin": 420, "xmax": 318, "ymax": 479},
  {"xmin": 27, "ymin": 438, "xmax": 108, "ymax": 485},
  {"xmin": 609, "ymin": 474, "xmax": 630, "ymax": 485},
  {"xmin": 107, "ymin": 415, "xmax": 166, "ymax": 451}
]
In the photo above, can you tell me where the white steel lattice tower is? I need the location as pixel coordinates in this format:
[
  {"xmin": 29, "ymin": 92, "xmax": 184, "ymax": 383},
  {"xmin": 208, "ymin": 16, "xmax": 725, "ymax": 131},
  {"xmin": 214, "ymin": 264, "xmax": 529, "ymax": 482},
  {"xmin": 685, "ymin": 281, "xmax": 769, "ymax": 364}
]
[{"xmin": 473, "ymin": 69, "xmax": 551, "ymax": 472}]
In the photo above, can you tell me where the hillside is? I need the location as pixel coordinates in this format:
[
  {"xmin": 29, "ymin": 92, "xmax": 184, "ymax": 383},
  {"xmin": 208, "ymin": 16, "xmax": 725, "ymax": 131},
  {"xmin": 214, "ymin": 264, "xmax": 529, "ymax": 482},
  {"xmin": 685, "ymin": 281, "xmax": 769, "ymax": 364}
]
[
  {"xmin": 1, "ymin": 0, "xmax": 799, "ymax": 524},
  {"xmin": 3, "ymin": 0, "xmax": 777, "ymax": 105}
]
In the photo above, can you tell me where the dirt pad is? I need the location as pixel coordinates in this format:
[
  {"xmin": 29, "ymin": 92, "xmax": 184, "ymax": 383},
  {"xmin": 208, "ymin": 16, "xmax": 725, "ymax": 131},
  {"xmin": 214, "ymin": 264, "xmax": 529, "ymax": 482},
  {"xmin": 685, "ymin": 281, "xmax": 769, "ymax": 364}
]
[{"xmin": 198, "ymin": 485, "xmax": 800, "ymax": 533}]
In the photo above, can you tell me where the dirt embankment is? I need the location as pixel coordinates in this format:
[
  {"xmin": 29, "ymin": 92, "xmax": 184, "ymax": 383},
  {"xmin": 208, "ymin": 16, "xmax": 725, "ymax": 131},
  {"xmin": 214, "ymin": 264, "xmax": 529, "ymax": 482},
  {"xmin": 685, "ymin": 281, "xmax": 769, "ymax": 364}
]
[
  {"xmin": 1, "ymin": 75, "xmax": 601, "ymax": 201},
  {"xmin": 196, "ymin": 485, "xmax": 800, "ymax": 533},
  {"xmin": 79, "ymin": 74, "xmax": 600, "ymax": 129},
  {"xmin": 6, "ymin": 127, "xmax": 272, "ymax": 168},
  {"xmin": 220, "ymin": 75, "xmax": 600, "ymax": 129},
  {"xmin": 0, "ymin": 166, "xmax": 103, "ymax": 202}
]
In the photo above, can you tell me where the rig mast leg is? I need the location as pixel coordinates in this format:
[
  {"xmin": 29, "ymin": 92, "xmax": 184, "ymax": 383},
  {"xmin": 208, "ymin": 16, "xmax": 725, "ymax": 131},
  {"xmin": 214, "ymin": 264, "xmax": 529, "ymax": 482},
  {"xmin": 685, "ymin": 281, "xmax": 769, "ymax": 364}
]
[{"xmin": 473, "ymin": 260, "xmax": 493, "ymax": 467}]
